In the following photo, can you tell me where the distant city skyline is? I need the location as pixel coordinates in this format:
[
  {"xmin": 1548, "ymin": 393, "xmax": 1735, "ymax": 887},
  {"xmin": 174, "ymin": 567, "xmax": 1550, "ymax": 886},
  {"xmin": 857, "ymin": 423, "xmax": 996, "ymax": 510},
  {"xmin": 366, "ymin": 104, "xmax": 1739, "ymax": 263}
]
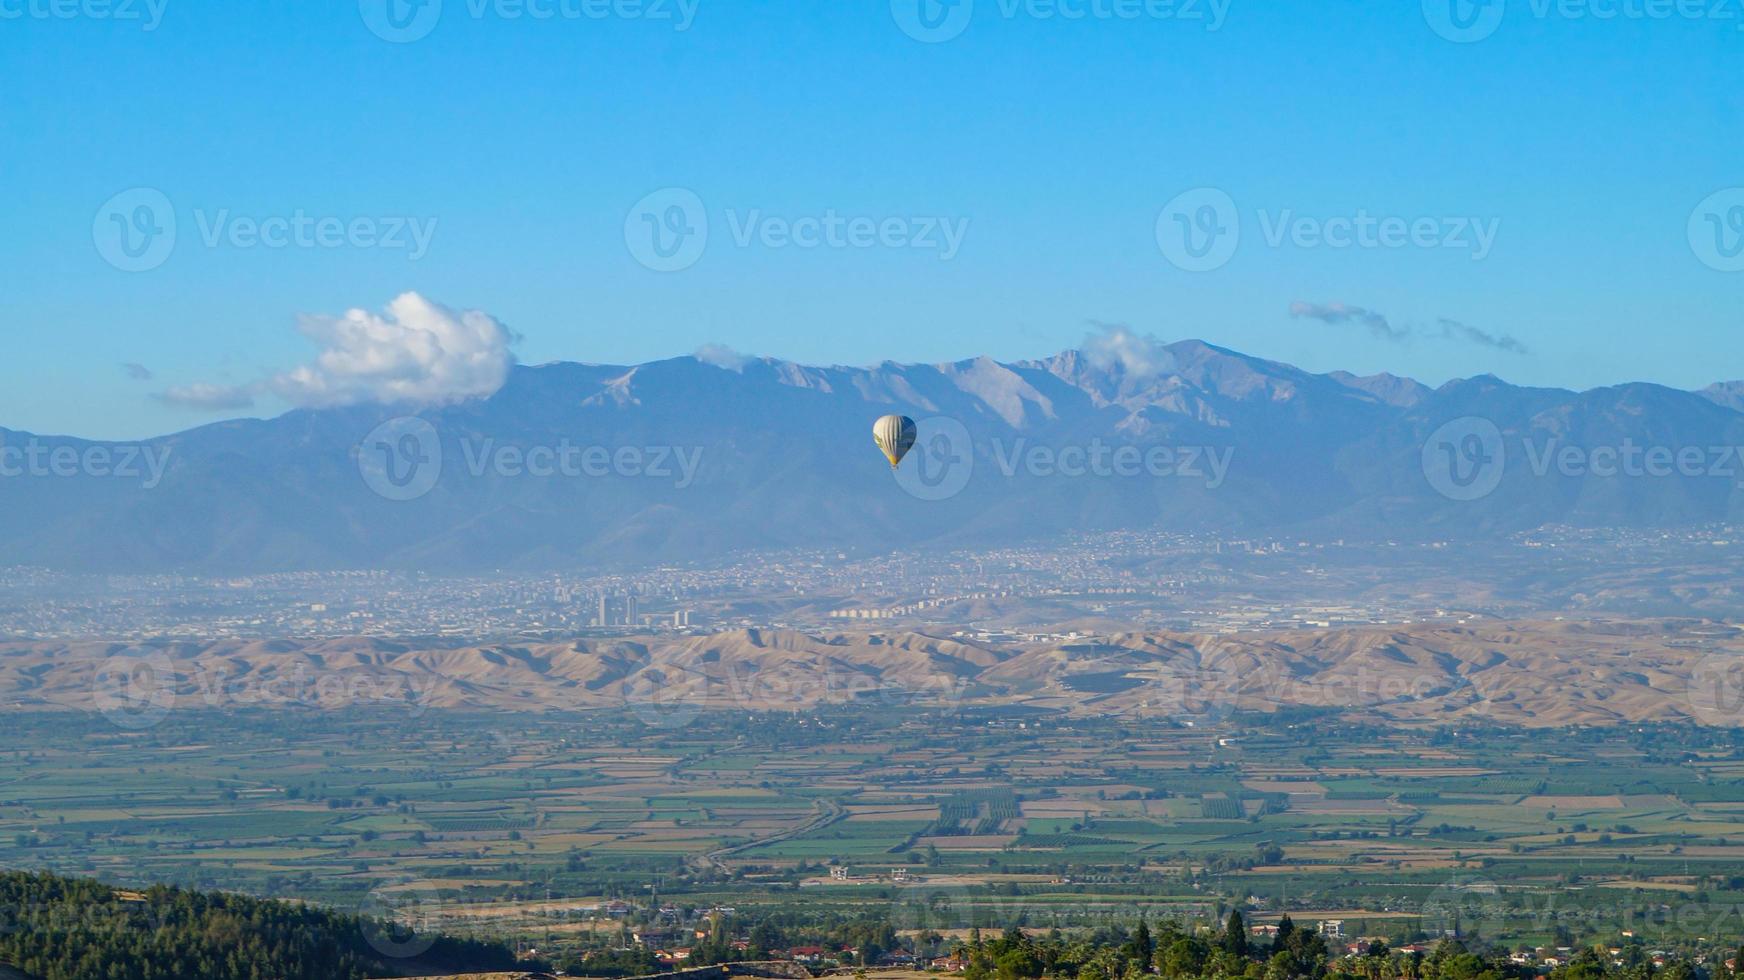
[{"xmin": 4, "ymin": 3, "xmax": 1740, "ymax": 438}]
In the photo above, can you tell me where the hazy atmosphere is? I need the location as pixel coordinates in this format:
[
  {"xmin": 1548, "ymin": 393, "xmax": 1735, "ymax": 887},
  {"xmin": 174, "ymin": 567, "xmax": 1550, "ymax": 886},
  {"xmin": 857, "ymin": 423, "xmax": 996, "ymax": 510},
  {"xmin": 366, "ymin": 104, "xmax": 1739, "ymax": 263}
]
[{"xmin": 3, "ymin": 4, "xmax": 1744, "ymax": 980}]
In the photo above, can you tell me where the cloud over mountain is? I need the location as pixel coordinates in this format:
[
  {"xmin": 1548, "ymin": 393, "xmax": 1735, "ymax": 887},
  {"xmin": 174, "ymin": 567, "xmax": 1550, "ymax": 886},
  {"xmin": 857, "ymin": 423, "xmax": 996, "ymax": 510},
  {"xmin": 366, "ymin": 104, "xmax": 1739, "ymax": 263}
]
[
  {"xmin": 157, "ymin": 382, "xmax": 255, "ymax": 411},
  {"xmin": 161, "ymin": 293, "xmax": 517, "ymax": 413},
  {"xmin": 1291, "ymin": 301, "xmax": 1527, "ymax": 353},
  {"xmin": 266, "ymin": 292, "xmax": 517, "ymax": 407},
  {"xmin": 1081, "ymin": 323, "xmax": 1176, "ymax": 378},
  {"xmin": 1289, "ymin": 301, "xmax": 1408, "ymax": 341},
  {"xmin": 695, "ymin": 343, "xmax": 751, "ymax": 372}
]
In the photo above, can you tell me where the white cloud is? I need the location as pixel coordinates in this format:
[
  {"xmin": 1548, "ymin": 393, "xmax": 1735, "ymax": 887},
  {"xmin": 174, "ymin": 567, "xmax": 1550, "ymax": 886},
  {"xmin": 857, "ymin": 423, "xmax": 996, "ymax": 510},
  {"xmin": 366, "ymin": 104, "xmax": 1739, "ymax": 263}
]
[
  {"xmin": 159, "ymin": 293, "xmax": 516, "ymax": 413},
  {"xmin": 694, "ymin": 343, "xmax": 751, "ymax": 372},
  {"xmin": 1081, "ymin": 322, "xmax": 1176, "ymax": 378},
  {"xmin": 158, "ymin": 382, "xmax": 255, "ymax": 411},
  {"xmin": 264, "ymin": 292, "xmax": 516, "ymax": 408}
]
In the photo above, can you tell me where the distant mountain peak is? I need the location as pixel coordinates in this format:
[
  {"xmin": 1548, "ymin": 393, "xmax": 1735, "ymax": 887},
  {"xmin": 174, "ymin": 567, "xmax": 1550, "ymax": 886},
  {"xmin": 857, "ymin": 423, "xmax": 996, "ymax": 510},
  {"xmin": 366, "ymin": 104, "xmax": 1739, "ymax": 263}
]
[
  {"xmin": 1329, "ymin": 370, "xmax": 1432, "ymax": 408},
  {"xmin": 1699, "ymin": 381, "xmax": 1744, "ymax": 413}
]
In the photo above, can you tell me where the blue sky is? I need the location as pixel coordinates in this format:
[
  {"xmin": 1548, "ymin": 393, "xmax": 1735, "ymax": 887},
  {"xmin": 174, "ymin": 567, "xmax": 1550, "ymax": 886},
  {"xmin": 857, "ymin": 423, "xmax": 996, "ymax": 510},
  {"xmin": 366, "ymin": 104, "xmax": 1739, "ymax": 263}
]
[{"xmin": 2, "ymin": 0, "xmax": 1740, "ymax": 438}]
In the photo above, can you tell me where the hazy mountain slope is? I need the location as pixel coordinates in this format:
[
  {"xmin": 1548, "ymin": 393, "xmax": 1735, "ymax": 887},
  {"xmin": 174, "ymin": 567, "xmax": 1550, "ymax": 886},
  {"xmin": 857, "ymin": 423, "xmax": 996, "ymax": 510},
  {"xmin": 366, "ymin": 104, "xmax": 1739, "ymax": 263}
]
[{"xmin": 3, "ymin": 343, "xmax": 1741, "ymax": 572}]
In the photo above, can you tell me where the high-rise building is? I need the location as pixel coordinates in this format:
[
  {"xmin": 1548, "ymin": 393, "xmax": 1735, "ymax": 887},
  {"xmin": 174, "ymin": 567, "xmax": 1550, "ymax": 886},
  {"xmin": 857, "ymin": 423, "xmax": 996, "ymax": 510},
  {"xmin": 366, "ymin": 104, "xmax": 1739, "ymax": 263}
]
[
  {"xmin": 625, "ymin": 595, "xmax": 638, "ymax": 626},
  {"xmin": 597, "ymin": 595, "xmax": 609, "ymax": 627}
]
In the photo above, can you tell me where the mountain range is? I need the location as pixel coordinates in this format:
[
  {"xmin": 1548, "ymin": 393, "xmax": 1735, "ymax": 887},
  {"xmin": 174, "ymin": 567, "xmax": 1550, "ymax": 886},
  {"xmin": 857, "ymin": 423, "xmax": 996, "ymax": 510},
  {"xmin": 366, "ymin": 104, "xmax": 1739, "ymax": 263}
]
[{"xmin": 3, "ymin": 340, "xmax": 1743, "ymax": 573}]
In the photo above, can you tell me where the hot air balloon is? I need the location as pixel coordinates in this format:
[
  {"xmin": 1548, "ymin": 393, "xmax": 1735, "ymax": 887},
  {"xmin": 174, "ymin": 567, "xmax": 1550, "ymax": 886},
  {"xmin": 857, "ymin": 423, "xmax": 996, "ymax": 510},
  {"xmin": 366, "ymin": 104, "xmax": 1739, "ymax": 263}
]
[{"xmin": 872, "ymin": 414, "xmax": 918, "ymax": 468}]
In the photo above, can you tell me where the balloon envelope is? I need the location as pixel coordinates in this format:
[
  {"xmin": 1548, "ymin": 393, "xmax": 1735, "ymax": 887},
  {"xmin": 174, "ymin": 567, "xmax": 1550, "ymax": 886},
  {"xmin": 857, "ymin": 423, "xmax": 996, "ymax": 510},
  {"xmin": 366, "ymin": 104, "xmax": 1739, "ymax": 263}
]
[{"xmin": 872, "ymin": 415, "xmax": 918, "ymax": 468}]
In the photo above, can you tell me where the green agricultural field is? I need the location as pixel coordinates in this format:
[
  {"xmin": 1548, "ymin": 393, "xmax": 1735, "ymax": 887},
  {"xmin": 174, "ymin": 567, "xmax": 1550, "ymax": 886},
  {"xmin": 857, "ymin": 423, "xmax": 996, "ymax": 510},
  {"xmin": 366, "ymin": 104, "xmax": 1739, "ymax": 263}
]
[{"xmin": 3, "ymin": 708, "xmax": 1744, "ymax": 958}]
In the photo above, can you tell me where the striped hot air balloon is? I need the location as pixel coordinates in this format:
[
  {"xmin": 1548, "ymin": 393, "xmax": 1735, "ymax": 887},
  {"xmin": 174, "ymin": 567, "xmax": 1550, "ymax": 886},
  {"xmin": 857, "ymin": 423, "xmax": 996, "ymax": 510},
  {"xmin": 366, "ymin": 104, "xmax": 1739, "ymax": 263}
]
[{"xmin": 872, "ymin": 414, "xmax": 918, "ymax": 468}]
